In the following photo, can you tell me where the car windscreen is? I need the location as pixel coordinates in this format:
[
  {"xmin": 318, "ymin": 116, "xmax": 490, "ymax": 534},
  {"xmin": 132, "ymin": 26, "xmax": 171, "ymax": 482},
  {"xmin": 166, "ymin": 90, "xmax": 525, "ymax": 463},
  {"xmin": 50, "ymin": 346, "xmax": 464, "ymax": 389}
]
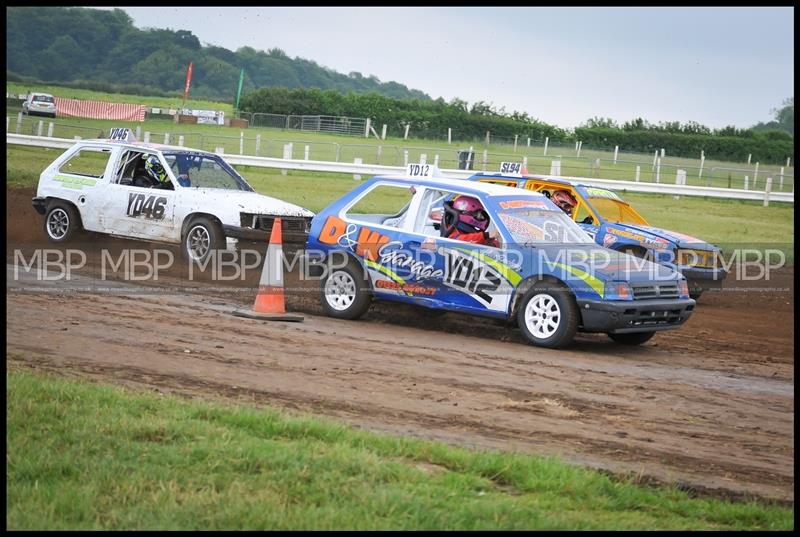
[
  {"xmin": 495, "ymin": 203, "xmax": 595, "ymax": 245},
  {"xmin": 162, "ymin": 152, "xmax": 254, "ymax": 191},
  {"xmin": 587, "ymin": 198, "xmax": 647, "ymax": 225},
  {"xmin": 32, "ymin": 95, "xmax": 54, "ymax": 103}
]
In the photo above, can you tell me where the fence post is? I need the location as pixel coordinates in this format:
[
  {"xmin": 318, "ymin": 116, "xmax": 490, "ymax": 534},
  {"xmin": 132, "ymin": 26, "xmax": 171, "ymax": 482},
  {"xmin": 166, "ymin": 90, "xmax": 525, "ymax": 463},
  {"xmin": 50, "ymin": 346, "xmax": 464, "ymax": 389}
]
[
  {"xmin": 744, "ymin": 176, "xmax": 749, "ymax": 190},
  {"xmin": 365, "ymin": 118, "xmax": 371, "ymax": 138},
  {"xmin": 485, "ymin": 131, "xmax": 490, "ymax": 146},
  {"xmin": 550, "ymin": 160, "xmax": 561, "ymax": 176},
  {"xmin": 135, "ymin": 126, "xmax": 141, "ymax": 140},
  {"xmin": 652, "ymin": 150, "xmax": 658, "ymax": 168},
  {"xmin": 434, "ymin": 154, "xmax": 439, "ymax": 167},
  {"xmin": 575, "ymin": 141, "xmax": 579, "ymax": 152},
  {"xmin": 613, "ymin": 145, "xmax": 618, "ymax": 164},
  {"xmin": 5, "ymin": 116, "xmax": 9, "ymax": 133},
  {"xmin": 404, "ymin": 124, "xmax": 410, "ymax": 140},
  {"xmin": 47, "ymin": 122, "xmax": 54, "ymax": 138},
  {"xmin": 543, "ymin": 137, "xmax": 549, "ymax": 156},
  {"xmin": 353, "ymin": 157, "xmax": 362, "ymax": 181},
  {"xmin": 36, "ymin": 120, "xmax": 43, "ymax": 137},
  {"xmin": 74, "ymin": 136, "xmax": 81, "ymax": 141},
  {"xmin": 285, "ymin": 116, "xmax": 290, "ymax": 130},
  {"xmin": 239, "ymin": 132, "xmax": 244, "ymax": 155},
  {"xmin": 655, "ymin": 157, "xmax": 661, "ymax": 183},
  {"xmin": 635, "ymin": 165, "xmax": 640, "ymax": 182},
  {"xmin": 779, "ymin": 167, "xmax": 784, "ymax": 190},
  {"xmin": 467, "ymin": 145, "xmax": 474, "ymax": 170},
  {"xmin": 513, "ymin": 134, "xmax": 518, "ymax": 153},
  {"xmin": 577, "ymin": 141, "xmax": 582, "ymax": 158},
  {"xmin": 144, "ymin": 131, "xmax": 150, "ymax": 143},
  {"xmin": 448, "ymin": 128, "xmax": 452, "ymax": 144},
  {"xmin": 376, "ymin": 145, "xmax": 382, "ymax": 164},
  {"xmin": 403, "ymin": 150, "xmax": 409, "ymax": 166},
  {"xmin": 381, "ymin": 124, "xmax": 387, "ymax": 140},
  {"xmin": 699, "ymin": 151, "xmax": 706, "ymax": 183},
  {"xmin": 215, "ymin": 147, "xmax": 224, "ymax": 155},
  {"xmin": 282, "ymin": 143, "xmax": 293, "ymax": 176},
  {"xmin": 786, "ymin": 157, "xmax": 791, "ymax": 168},
  {"xmin": 660, "ymin": 148, "xmax": 665, "ymax": 159},
  {"xmin": 753, "ymin": 162, "xmax": 759, "ymax": 188},
  {"xmin": 482, "ymin": 149, "xmax": 488, "ymax": 170},
  {"xmin": 522, "ymin": 156, "xmax": 528, "ymax": 171},
  {"xmin": 420, "ymin": 153, "xmax": 427, "ymax": 165},
  {"xmin": 304, "ymin": 145, "xmax": 310, "ymax": 160},
  {"xmin": 526, "ymin": 137, "xmax": 530, "ymax": 148},
  {"xmin": 255, "ymin": 134, "xmax": 261, "ymax": 156},
  {"xmin": 178, "ymin": 135, "xmax": 184, "ymax": 147},
  {"xmin": 674, "ymin": 169, "xmax": 686, "ymax": 200},
  {"xmin": 16, "ymin": 112, "xmax": 22, "ymax": 134},
  {"xmin": 163, "ymin": 133, "xmax": 170, "ymax": 145},
  {"xmin": 747, "ymin": 153, "xmax": 753, "ymax": 164},
  {"xmin": 764, "ymin": 177, "xmax": 772, "ymax": 207}
]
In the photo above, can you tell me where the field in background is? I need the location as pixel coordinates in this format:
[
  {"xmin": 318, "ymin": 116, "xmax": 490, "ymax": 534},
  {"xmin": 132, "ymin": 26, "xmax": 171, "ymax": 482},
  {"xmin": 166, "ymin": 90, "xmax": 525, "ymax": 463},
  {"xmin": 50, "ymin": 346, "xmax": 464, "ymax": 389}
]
[
  {"xmin": 6, "ymin": 367, "xmax": 792, "ymax": 530},
  {"xmin": 6, "ymin": 145, "xmax": 794, "ymax": 256},
  {"xmin": 7, "ymin": 82, "xmax": 235, "ymax": 114},
  {"xmin": 6, "ymin": 83, "xmax": 794, "ymax": 192}
]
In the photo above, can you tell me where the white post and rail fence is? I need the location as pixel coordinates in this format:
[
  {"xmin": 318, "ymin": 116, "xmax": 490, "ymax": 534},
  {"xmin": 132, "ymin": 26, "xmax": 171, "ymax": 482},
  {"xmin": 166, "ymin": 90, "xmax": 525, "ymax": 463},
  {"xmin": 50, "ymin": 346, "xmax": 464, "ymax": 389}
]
[{"xmin": 5, "ymin": 133, "xmax": 793, "ymax": 205}]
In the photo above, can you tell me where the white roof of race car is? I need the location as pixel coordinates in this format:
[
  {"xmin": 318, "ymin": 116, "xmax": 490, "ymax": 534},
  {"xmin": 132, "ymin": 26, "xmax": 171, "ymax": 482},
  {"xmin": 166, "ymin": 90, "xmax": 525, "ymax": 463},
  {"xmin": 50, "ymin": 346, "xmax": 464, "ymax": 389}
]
[
  {"xmin": 375, "ymin": 174, "xmax": 549, "ymax": 198},
  {"xmin": 75, "ymin": 138, "xmax": 212, "ymax": 154}
]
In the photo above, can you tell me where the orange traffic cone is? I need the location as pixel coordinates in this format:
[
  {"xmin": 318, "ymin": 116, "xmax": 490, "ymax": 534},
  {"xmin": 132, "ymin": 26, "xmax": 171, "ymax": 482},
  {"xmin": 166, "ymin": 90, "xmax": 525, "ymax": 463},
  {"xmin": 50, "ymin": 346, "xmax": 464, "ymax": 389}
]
[{"xmin": 233, "ymin": 218, "xmax": 304, "ymax": 322}]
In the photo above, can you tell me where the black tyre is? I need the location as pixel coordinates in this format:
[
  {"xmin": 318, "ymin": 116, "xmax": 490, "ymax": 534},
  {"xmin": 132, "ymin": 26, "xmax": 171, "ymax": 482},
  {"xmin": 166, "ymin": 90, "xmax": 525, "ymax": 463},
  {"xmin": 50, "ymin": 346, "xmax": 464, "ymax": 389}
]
[
  {"xmin": 608, "ymin": 331, "xmax": 656, "ymax": 345},
  {"xmin": 516, "ymin": 281, "xmax": 579, "ymax": 348},
  {"xmin": 320, "ymin": 260, "xmax": 371, "ymax": 320},
  {"xmin": 689, "ymin": 289, "xmax": 703, "ymax": 301},
  {"xmin": 44, "ymin": 201, "xmax": 81, "ymax": 243},
  {"xmin": 182, "ymin": 216, "xmax": 224, "ymax": 264}
]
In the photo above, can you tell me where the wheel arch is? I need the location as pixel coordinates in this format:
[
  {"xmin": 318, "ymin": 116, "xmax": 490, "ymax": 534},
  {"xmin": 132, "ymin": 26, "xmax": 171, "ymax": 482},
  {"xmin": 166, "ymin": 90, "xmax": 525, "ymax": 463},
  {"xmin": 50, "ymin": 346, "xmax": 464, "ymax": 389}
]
[
  {"xmin": 45, "ymin": 197, "xmax": 84, "ymax": 227},
  {"xmin": 508, "ymin": 274, "xmax": 573, "ymax": 321},
  {"xmin": 181, "ymin": 212, "xmax": 224, "ymax": 238}
]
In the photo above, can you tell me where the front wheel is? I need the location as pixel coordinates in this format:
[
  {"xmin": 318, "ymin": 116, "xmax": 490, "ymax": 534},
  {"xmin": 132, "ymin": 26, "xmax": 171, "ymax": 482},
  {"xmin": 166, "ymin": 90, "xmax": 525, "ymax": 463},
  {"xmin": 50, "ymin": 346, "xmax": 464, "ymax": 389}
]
[
  {"xmin": 607, "ymin": 331, "xmax": 656, "ymax": 345},
  {"xmin": 320, "ymin": 261, "xmax": 371, "ymax": 320},
  {"xmin": 182, "ymin": 216, "xmax": 224, "ymax": 264},
  {"xmin": 44, "ymin": 201, "xmax": 81, "ymax": 243},
  {"xmin": 517, "ymin": 282, "xmax": 579, "ymax": 348}
]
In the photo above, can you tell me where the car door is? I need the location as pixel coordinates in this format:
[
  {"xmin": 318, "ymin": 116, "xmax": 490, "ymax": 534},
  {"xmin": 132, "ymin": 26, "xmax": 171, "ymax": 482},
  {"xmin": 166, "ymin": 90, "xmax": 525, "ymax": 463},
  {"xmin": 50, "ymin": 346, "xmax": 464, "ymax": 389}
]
[{"xmin": 98, "ymin": 150, "xmax": 178, "ymax": 242}]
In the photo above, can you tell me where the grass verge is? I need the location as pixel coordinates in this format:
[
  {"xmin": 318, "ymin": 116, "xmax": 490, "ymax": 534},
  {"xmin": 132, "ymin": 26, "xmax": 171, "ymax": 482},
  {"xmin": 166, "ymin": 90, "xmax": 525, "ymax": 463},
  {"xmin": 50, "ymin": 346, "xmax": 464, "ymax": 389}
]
[{"xmin": 6, "ymin": 366, "xmax": 794, "ymax": 530}]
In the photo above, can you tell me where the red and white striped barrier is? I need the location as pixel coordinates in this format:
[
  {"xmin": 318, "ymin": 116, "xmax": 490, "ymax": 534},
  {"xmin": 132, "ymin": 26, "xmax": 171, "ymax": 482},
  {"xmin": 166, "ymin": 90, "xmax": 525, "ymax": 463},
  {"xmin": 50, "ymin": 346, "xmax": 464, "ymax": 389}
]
[{"xmin": 54, "ymin": 97, "xmax": 146, "ymax": 122}]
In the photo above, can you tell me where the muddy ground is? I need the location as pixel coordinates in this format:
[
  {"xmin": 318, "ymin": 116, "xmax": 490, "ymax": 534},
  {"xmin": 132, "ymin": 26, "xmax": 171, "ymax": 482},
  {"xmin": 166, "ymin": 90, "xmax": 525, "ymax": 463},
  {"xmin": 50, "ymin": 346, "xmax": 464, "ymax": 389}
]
[{"xmin": 6, "ymin": 188, "xmax": 795, "ymax": 504}]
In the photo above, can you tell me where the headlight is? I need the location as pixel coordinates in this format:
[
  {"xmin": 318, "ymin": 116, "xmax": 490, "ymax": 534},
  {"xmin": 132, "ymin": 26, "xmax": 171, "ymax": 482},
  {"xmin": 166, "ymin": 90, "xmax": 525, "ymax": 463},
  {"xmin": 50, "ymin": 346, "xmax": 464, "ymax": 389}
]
[
  {"xmin": 677, "ymin": 279, "xmax": 689, "ymax": 299},
  {"xmin": 604, "ymin": 281, "xmax": 632, "ymax": 301}
]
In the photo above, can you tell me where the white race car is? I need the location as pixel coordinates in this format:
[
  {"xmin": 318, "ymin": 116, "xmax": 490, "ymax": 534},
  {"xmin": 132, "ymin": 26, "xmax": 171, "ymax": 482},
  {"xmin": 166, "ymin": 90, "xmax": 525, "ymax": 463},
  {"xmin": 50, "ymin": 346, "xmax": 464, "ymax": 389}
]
[{"xmin": 32, "ymin": 128, "xmax": 314, "ymax": 261}]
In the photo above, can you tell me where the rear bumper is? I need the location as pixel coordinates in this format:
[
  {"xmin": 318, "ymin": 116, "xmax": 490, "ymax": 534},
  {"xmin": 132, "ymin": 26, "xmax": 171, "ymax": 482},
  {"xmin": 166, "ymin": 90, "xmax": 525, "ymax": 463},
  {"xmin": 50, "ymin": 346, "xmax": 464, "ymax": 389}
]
[
  {"xmin": 577, "ymin": 297, "xmax": 696, "ymax": 334},
  {"xmin": 32, "ymin": 197, "xmax": 47, "ymax": 215}
]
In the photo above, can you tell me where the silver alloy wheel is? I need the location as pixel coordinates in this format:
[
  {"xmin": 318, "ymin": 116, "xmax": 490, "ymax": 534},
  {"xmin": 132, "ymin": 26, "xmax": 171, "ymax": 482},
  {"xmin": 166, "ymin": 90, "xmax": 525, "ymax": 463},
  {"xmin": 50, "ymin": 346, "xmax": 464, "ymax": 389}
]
[
  {"xmin": 524, "ymin": 293, "xmax": 562, "ymax": 340},
  {"xmin": 187, "ymin": 224, "xmax": 211, "ymax": 261},
  {"xmin": 324, "ymin": 270, "xmax": 357, "ymax": 311},
  {"xmin": 47, "ymin": 208, "xmax": 69, "ymax": 240}
]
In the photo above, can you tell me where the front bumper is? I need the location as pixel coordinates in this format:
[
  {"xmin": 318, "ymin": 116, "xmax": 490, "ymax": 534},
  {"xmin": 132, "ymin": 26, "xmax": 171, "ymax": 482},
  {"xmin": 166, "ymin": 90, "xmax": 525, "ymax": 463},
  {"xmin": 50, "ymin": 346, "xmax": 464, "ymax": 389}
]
[
  {"xmin": 222, "ymin": 223, "xmax": 309, "ymax": 245},
  {"xmin": 577, "ymin": 297, "xmax": 695, "ymax": 334},
  {"xmin": 679, "ymin": 266, "xmax": 728, "ymax": 291}
]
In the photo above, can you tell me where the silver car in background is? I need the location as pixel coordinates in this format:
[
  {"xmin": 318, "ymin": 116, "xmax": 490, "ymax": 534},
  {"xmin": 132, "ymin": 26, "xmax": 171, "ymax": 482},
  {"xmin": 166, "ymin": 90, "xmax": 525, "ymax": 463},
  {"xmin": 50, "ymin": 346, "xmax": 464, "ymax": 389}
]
[{"xmin": 22, "ymin": 92, "xmax": 57, "ymax": 118}]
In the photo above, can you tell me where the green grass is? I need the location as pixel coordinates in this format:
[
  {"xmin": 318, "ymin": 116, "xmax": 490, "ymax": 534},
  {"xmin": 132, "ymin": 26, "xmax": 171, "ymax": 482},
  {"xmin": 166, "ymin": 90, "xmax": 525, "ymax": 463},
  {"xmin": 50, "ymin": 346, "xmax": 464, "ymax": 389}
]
[
  {"xmin": 7, "ymin": 82, "xmax": 235, "ymax": 114},
  {"xmin": 6, "ymin": 366, "xmax": 793, "ymax": 530}
]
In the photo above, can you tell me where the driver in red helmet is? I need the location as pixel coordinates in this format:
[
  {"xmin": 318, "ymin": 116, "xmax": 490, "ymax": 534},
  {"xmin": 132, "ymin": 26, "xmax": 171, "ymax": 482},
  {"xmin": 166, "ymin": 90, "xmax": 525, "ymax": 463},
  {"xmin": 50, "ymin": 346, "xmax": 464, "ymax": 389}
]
[
  {"xmin": 552, "ymin": 190, "xmax": 577, "ymax": 217},
  {"xmin": 442, "ymin": 195, "xmax": 500, "ymax": 247}
]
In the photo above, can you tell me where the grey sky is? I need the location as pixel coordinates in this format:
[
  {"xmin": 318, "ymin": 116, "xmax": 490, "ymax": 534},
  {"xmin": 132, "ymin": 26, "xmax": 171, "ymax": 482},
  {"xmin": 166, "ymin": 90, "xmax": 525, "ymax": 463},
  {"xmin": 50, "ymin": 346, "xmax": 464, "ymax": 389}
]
[{"xmin": 110, "ymin": 6, "xmax": 793, "ymax": 130}]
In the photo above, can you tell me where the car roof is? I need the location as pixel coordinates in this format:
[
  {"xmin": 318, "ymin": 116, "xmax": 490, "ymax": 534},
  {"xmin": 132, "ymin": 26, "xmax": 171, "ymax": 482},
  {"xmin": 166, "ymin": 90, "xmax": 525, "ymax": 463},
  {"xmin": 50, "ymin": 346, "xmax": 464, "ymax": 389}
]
[
  {"xmin": 75, "ymin": 139, "xmax": 214, "ymax": 155},
  {"xmin": 472, "ymin": 172, "xmax": 607, "ymax": 191},
  {"xmin": 370, "ymin": 174, "xmax": 548, "ymax": 198}
]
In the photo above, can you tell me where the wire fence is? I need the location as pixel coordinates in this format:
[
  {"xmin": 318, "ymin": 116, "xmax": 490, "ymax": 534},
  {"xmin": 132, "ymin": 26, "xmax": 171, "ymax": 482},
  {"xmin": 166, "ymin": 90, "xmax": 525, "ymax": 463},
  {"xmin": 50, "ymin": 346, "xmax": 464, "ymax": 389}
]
[{"xmin": 7, "ymin": 113, "xmax": 795, "ymax": 193}]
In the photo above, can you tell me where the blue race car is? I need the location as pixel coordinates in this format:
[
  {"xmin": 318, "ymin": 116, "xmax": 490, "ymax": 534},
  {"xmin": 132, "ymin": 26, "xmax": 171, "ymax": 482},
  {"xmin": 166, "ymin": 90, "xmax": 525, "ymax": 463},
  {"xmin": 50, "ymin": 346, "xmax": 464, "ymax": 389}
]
[
  {"xmin": 468, "ymin": 172, "xmax": 727, "ymax": 300},
  {"xmin": 305, "ymin": 171, "xmax": 695, "ymax": 348}
]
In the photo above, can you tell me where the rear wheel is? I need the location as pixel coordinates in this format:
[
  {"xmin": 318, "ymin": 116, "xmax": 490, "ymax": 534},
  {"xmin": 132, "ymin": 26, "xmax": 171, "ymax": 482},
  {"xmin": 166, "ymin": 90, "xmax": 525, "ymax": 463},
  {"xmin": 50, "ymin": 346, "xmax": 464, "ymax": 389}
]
[
  {"xmin": 517, "ymin": 282, "xmax": 579, "ymax": 348},
  {"xmin": 320, "ymin": 261, "xmax": 371, "ymax": 320},
  {"xmin": 608, "ymin": 331, "xmax": 656, "ymax": 345},
  {"xmin": 44, "ymin": 201, "xmax": 81, "ymax": 243}
]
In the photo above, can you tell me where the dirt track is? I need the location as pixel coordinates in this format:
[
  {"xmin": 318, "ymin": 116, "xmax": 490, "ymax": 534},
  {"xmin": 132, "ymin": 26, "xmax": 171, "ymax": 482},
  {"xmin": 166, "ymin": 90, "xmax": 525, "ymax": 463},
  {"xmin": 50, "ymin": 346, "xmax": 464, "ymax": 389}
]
[{"xmin": 6, "ymin": 187, "xmax": 795, "ymax": 504}]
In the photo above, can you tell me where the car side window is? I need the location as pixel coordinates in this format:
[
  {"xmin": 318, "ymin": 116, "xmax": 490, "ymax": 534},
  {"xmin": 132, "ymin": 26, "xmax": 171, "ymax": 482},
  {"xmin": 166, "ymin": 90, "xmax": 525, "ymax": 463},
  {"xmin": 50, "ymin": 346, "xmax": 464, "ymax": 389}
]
[
  {"xmin": 113, "ymin": 150, "xmax": 155, "ymax": 187},
  {"xmin": 413, "ymin": 188, "xmax": 501, "ymax": 248},
  {"xmin": 573, "ymin": 202, "xmax": 596, "ymax": 225},
  {"xmin": 58, "ymin": 148, "xmax": 111, "ymax": 178},
  {"xmin": 344, "ymin": 184, "xmax": 415, "ymax": 229}
]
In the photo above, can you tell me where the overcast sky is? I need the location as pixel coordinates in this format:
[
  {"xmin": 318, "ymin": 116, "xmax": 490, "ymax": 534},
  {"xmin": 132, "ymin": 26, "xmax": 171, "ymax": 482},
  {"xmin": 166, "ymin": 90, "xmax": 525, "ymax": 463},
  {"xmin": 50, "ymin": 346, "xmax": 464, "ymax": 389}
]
[{"xmin": 109, "ymin": 6, "xmax": 793, "ymax": 130}]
